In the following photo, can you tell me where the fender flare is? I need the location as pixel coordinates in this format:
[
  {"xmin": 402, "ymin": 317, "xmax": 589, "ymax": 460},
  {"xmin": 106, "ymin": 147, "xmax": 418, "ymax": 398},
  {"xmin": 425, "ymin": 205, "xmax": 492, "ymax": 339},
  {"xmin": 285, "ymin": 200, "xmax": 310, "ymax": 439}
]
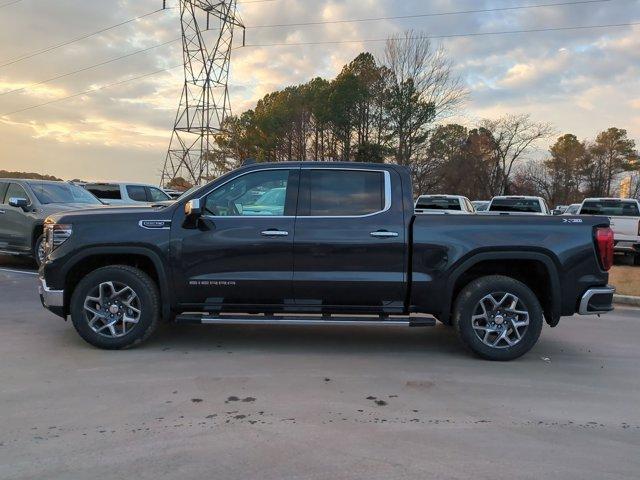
[
  {"xmin": 442, "ymin": 250, "xmax": 562, "ymax": 325},
  {"xmin": 61, "ymin": 246, "xmax": 173, "ymax": 321}
]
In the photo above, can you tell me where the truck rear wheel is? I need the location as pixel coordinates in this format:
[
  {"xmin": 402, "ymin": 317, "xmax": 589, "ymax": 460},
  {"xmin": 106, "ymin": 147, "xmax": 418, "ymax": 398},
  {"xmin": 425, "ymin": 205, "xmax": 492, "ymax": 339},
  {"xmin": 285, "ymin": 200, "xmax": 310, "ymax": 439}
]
[
  {"xmin": 70, "ymin": 266, "xmax": 159, "ymax": 349},
  {"xmin": 453, "ymin": 275, "xmax": 543, "ymax": 361}
]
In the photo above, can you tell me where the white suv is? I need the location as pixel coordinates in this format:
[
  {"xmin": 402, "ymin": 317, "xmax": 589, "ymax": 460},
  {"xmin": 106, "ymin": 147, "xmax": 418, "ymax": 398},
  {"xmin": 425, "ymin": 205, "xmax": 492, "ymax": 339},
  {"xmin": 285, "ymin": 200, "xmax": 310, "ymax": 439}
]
[{"xmin": 83, "ymin": 182, "xmax": 171, "ymax": 205}]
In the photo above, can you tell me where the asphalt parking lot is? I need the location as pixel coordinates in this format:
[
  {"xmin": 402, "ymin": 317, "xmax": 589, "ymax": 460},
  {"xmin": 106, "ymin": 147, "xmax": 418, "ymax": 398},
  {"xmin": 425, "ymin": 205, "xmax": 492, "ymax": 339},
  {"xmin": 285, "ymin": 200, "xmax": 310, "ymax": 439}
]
[{"xmin": 1, "ymin": 257, "xmax": 639, "ymax": 480}]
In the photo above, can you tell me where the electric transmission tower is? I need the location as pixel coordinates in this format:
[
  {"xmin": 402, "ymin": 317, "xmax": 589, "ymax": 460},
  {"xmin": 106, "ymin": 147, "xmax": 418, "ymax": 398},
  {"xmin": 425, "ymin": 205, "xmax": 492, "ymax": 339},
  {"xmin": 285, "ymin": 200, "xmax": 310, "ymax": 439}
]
[{"xmin": 161, "ymin": 0, "xmax": 244, "ymax": 187}]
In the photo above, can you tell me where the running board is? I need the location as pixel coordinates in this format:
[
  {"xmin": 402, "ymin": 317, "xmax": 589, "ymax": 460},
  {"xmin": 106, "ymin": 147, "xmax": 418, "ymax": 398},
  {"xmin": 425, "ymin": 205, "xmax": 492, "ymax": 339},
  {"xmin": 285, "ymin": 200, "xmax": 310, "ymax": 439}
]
[{"xmin": 175, "ymin": 314, "xmax": 436, "ymax": 327}]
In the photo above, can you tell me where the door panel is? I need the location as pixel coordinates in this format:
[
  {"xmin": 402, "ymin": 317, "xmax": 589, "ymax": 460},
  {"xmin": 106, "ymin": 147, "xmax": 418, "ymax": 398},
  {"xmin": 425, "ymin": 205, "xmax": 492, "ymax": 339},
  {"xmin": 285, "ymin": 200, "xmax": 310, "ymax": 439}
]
[
  {"xmin": 174, "ymin": 168, "xmax": 299, "ymax": 310},
  {"xmin": 1, "ymin": 183, "xmax": 31, "ymax": 251},
  {"xmin": 293, "ymin": 168, "xmax": 407, "ymax": 308}
]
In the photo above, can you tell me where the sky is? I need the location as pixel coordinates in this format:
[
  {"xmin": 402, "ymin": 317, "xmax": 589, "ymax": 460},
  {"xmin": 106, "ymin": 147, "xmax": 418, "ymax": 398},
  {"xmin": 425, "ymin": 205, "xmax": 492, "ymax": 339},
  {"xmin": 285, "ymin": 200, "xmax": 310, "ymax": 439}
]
[{"xmin": 0, "ymin": 0, "xmax": 638, "ymax": 184}]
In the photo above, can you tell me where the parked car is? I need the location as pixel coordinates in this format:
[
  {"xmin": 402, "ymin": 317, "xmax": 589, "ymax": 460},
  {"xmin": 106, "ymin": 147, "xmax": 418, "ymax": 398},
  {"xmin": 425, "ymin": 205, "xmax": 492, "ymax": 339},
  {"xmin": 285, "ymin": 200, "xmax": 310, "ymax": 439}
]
[
  {"xmin": 38, "ymin": 162, "xmax": 614, "ymax": 360},
  {"xmin": 0, "ymin": 179, "xmax": 102, "ymax": 266},
  {"xmin": 163, "ymin": 188, "xmax": 183, "ymax": 200},
  {"xmin": 562, "ymin": 203, "xmax": 581, "ymax": 215},
  {"xmin": 487, "ymin": 196, "xmax": 550, "ymax": 215},
  {"xmin": 578, "ymin": 198, "xmax": 640, "ymax": 265},
  {"xmin": 83, "ymin": 182, "xmax": 171, "ymax": 205},
  {"xmin": 415, "ymin": 194, "xmax": 475, "ymax": 214},
  {"xmin": 472, "ymin": 200, "xmax": 490, "ymax": 212}
]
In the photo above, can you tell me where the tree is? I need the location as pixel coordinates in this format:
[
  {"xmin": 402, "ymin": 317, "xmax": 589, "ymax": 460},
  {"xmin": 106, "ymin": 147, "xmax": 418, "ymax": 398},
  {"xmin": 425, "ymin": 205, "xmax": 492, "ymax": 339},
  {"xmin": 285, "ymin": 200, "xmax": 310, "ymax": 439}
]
[
  {"xmin": 544, "ymin": 134, "xmax": 587, "ymax": 206},
  {"xmin": 165, "ymin": 176, "xmax": 193, "ymax": 191},
  {"xmin": 480, "ymin": 114, "xmax": 554, "ymax": 195},
  {"xmin": 382, "ymin": 30, "xmax": 467, "ymax": 180},
  {"xmin": 584, "ymin": 127, "xmax": 638, "ymax": 196}
]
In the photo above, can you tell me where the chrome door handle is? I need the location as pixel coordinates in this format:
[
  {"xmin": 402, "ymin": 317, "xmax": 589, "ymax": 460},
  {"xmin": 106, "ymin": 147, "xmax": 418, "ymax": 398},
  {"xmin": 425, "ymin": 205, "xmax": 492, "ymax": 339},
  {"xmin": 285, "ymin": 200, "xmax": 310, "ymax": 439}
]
[
  {"xmin": 370, "ymin": 231, "xmax": 398, "ymax": 238},
  {"xmin": 261, "ymin": 230, "xmax": 289, "ymax": 237}
]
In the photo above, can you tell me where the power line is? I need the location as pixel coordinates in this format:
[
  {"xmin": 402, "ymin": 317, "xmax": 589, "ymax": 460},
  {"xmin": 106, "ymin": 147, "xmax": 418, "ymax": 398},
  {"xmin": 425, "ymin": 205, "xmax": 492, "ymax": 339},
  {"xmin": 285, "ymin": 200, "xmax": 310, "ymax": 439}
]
[
  {"xmin": 0, "ymin": 0, "xmax": 23, "ymax": 9},
  {"xmin": 0, "ymin": 7, "xmax": 172, "ymax": 69},
  {"xmin": 0, "ymin": 38, "xmax": 181, "ymax": 97},
  {"xmin": 244, "ymin": 20, "xmax": 640, "ymax": 47},
  {"xmin": 247, "ymin": 0, "xmax": 614, "ymax": 29},
  {"xmin": 1, "ymin": 65, "xmax": 182, "ymax": 117}
]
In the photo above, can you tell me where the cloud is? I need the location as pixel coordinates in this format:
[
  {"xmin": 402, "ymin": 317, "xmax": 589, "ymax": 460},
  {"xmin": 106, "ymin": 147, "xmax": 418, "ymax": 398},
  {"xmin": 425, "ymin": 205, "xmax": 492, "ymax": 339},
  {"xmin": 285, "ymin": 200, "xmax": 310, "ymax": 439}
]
[{"xmin": 0, "ymin": 0, "xmax": 637, "ymax": 183}]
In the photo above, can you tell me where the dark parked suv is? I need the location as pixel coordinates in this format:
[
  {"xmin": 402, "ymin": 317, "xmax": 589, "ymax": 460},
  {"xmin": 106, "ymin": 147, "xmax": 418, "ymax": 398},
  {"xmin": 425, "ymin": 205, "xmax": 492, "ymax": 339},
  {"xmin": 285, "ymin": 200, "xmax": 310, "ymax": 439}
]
[{"xmin": 0, "ymin": 179, "xmax": 102, "ymax": 265}]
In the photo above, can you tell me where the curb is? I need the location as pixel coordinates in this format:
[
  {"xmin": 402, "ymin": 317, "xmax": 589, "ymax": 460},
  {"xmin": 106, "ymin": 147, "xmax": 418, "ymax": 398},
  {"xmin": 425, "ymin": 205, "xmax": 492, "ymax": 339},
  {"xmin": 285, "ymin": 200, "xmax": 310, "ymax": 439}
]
[{"xmin": 613, "ymin": 294, "xmax": 640, "ymax": 307}]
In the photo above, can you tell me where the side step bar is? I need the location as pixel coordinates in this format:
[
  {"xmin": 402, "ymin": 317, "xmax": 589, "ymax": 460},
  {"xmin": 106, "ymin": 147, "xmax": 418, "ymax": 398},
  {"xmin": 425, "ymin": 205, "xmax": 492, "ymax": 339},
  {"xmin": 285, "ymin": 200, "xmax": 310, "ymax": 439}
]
[{"xmin": 175, "ymin": 314, "xmax": 436, "ymax": 327}]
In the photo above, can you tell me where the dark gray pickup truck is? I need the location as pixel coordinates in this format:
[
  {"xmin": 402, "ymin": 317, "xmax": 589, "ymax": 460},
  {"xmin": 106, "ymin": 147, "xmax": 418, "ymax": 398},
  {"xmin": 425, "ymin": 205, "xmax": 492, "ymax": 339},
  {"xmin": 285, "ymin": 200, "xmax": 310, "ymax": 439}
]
[
  {"xmin": 0, "ymin": 179, "xmax": 102, "ymax": 265},
  {"xmin": 38, "ymin": 162, "xmax": 615, "ymax": 360}
]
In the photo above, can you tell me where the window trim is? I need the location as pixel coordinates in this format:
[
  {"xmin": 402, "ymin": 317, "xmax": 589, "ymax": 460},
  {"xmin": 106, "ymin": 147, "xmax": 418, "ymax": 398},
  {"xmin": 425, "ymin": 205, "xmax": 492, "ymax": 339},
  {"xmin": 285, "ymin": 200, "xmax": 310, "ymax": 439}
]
[
  {"xmin": 196, "ymin": 167, "xmax": 392, "ymax": 219},
  {"xmin": 300, "ymin": 168, "xmax": 391, "ymax": 219},
  {"xmin": 199, "ymin": 167, "xmax": 297, "ymax": 219}
]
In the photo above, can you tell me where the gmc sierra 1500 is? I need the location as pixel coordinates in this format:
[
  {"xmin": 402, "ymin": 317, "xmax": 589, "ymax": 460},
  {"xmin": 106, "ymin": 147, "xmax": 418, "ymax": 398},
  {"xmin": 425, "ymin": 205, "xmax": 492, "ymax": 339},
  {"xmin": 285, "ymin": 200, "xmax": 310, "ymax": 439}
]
[{"xmin": 38, "ymin": 162, "xmax": 615, "ymax": 360}]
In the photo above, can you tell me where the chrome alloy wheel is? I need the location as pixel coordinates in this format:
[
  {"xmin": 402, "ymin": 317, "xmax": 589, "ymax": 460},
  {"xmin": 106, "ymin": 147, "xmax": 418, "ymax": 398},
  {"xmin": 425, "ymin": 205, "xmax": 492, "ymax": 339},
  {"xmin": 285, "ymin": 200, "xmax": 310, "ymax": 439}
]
[
  {"xmin": 471, "ymin": 292, "xmax": 530, "ymax": 349},
  {"xmin": 83, "ymin": 281, "xmax": 141, "ymax": 338}
]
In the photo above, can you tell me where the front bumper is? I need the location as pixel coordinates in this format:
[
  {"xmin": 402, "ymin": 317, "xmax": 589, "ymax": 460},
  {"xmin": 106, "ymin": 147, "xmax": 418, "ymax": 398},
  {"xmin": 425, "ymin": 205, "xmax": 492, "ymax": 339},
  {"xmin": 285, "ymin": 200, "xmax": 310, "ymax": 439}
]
[
  {"xmin": 38, "ymin": 275, "xmax": 64, "ymax": 308},
  {"xmin": 578, "ymin": 286, "xmax": 615, "ymax": 315}
]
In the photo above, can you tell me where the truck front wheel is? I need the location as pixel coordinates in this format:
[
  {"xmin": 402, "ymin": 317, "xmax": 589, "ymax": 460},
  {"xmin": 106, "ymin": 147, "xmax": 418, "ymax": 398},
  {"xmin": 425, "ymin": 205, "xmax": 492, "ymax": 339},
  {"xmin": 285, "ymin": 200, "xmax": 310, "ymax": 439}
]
[
  {"xmin": 453, "ymin": 275, "xmax": 543, "ymax": 361},
  {"xmin": 70, "ymin": 266, "xmax": 160, "ymax": 349}
]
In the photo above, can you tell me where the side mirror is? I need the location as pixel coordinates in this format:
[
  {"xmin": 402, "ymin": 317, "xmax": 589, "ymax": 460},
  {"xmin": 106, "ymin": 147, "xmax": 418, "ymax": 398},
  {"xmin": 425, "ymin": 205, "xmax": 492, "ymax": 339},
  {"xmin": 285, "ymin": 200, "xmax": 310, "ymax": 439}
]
[
  {"xmin": 9, "ymin": 197, "xmax": 29, "ymax": 210},
  {"xmin": 185, "ymin": 198, "xmax": 202, "ymax": 217}
]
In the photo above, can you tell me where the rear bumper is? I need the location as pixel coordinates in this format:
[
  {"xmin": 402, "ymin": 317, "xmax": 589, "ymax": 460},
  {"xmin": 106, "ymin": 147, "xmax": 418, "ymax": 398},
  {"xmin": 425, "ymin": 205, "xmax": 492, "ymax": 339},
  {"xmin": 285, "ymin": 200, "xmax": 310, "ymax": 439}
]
[
  {"xmin": 578, "ymin": 286, "xmax": 615, "ymax": 315},
  {"xmin": 614, "ymin": 241, "xmax": 639, "ymax": 254},
  {"xmin": 38, "ymin": 275, "xmax": 64, "ymax": 308}
]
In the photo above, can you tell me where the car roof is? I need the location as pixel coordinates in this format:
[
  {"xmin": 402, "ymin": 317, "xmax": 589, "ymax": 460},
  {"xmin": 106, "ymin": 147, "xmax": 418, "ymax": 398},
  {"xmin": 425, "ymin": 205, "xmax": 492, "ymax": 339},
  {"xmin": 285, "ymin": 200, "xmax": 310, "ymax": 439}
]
[
  {"xmin": 0, "ymin": 178, "xmax": 69, "ymax": 186},
  {"xmin": 417, "ymin": 194, "xmax": 464, "ymax": 199},
  {"xmin": 84, "ymin": 181, "xmax": 160, "ymax": 187},
  {"xmin": 583, "ymin": 197, "xmax": 637, "ymax": 202},
  {"xmin": 491, "ymin": 196, "xmax": 542, "ymax": 200}
]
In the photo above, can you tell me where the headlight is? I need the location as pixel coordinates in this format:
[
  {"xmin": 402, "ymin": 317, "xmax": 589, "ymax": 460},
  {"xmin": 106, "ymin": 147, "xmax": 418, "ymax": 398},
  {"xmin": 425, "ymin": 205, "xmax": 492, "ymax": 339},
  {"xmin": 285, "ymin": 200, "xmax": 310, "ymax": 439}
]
[{"xmin": 45, "ymin": 223, "xmax": 72, "ymax": 252}]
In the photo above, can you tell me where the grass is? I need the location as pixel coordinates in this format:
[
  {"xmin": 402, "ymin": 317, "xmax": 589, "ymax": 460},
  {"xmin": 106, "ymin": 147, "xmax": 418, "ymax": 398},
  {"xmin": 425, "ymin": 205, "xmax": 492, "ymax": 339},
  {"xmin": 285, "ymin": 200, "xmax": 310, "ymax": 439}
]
[{"xmin": 609, "ymin": 264, "xmax": 640, "ymax": 297}]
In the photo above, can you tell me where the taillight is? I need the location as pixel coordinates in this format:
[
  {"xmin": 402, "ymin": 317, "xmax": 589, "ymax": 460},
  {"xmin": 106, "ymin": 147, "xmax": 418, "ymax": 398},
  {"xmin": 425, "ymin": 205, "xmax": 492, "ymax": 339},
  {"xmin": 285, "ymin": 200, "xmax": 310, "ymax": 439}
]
[{"xmin": 595, "ymin": 227, "xmax": 614, "ymax": 271}]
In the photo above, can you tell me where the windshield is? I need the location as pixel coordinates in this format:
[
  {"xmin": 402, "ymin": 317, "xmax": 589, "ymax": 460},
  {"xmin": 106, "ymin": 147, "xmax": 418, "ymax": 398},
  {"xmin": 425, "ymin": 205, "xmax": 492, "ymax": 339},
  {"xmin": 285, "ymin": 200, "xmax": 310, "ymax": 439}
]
[
  {"xmin": 473, "ymin": 201, "xmax": 490, "ymax": 212},
  {"xmin": 581, "ymin": 200, "xmax": 639, "ymax": 216},
  {"xmin": 564, "ymin": 204, "xmax": 581, "ymax": 215},
  {"xmin": 490, "ymin": 198, "xmax": 541, "ymax": 213},
  {"xmin": 416, "ymin": 197, "xmax": 461, "ymax": 210},
  {"xmin": 31, "ymin": 183, "xmax": 101, "ymax": 205}
]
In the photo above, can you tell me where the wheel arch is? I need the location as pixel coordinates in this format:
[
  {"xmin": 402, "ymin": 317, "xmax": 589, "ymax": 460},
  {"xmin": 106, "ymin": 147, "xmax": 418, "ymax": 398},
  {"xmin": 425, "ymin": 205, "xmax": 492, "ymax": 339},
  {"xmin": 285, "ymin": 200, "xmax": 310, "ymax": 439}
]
[
  {"xmin": 442, "ymin": 250, "xmax": 561, "ymax": 327},
  {"xmin": 61, "ymin": 246, "xmax": 173, "ymax": 321}
]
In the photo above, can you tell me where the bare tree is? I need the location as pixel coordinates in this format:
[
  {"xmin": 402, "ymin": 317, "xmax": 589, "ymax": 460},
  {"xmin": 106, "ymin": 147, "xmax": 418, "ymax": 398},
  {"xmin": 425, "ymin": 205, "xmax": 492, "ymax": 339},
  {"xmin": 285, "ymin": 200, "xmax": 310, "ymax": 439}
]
[
  {"xmin": 382, "ymin": 30, "xmax": 467, "ymax": 121},
  {"xmin": 480, "ymin": 114, "xmax": 554, "ymax": 194}
]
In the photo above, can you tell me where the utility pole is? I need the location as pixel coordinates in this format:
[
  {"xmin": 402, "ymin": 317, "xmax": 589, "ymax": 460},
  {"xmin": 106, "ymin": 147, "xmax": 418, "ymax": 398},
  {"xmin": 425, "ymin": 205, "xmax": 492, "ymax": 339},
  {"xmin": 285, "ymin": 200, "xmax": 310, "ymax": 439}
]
[{"xmin": 161, "ymin": 0, "xmax": 244, "ymax": 187}]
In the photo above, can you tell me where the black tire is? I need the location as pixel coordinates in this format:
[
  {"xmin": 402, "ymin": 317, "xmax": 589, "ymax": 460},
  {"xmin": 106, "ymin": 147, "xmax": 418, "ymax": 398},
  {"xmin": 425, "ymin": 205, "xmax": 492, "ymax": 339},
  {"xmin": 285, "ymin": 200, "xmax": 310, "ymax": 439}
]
[
  {"xmin": 33, "ymin": 234, "xmax": 45, "ymax": 267},
  {"xmin": 70, "ymin": 265, "xmax": 160, "ymax": 349},
  {"xmin": 453, "ymin": 275, "xmax": 543, "ymax": 361},
  {"xmin": 634, "ymin": 254, "xmax": 640, "ymax": 267}
]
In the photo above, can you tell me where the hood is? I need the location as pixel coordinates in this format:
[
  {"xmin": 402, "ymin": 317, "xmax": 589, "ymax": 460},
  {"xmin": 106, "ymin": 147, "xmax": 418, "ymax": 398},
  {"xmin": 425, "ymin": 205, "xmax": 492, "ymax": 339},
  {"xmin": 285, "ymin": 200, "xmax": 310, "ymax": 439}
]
[{"xmin": 47, "ymin": 204, "xmax": 176, "ymax": 224}]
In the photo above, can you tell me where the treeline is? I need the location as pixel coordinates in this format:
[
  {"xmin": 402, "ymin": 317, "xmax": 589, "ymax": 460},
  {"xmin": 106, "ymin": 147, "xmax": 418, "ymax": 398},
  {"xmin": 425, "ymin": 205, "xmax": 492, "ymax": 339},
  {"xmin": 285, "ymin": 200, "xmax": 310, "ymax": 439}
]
[
  {"xmin": 0, "ymin": 170, "xmax": 62, "ymax": 181},
  {"xmin": 208, "ymin": 30, "xmax": 638, "ymax": 202}
]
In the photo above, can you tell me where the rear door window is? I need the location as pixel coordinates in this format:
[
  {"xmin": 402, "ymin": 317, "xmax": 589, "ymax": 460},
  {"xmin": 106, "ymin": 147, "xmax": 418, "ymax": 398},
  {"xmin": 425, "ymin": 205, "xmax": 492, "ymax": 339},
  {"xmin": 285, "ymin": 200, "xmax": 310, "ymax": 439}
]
[
  {"xmin": 416, "ymin": 197, "xmax": 461, "ymax": 211},
  {"xmin": 86, "ymin": 185, "xmax": 122, "ymax": 200},
  {"xmin": 581, "ymin": 200, "xmax": 640, "ymax": 216},
  {"xmin": 126, "ymin": 185, "xmax": 148, "ymax": 202},
  {"xmin": 490, "ymin": 198, "xmax": 542, "ymax": 213},
  {"xmin": 302, "ymin": 169, "xmax": 385, "ymax": 216}
]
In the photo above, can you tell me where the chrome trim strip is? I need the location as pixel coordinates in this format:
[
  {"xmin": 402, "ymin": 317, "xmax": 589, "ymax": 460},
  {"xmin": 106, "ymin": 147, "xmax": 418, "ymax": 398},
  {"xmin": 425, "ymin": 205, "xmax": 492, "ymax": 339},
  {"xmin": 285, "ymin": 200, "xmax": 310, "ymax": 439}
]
[
  {"xmin": 578, "ymin": 286, "xmax": 615, "ymax": 315},
  {"xmin": 38, "ymin": 276, "xmax": 64, "ymax": 308},
  {"xmin": 370, "ymin": 231, "xmax": 399, "ymax": 238},
  {"xmin": 260, "ymin": 230, "xmax": 289, "ymax": 236},
  {"xmin": 196, "ymin": 167, "xmax": 393, "ymax": 219}
]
